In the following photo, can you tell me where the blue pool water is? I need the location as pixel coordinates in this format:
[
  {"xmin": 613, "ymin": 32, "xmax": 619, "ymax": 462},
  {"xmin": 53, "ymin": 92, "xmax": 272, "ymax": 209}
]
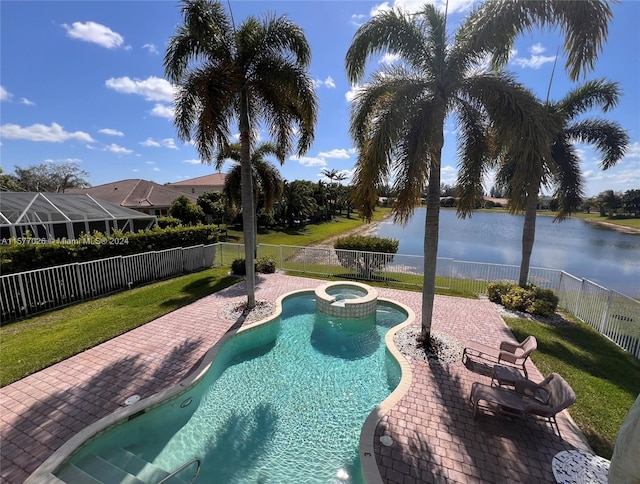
[{"xmin": 62, "ymin": 293, "xmax": 407, "ymax": 483}]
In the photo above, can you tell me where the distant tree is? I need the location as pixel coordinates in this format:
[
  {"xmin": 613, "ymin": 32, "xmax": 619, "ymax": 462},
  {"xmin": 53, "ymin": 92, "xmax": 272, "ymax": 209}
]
[
  {"xmin": 621, "ymin": 189, "xmax": 640, "ymax": 217},
  {"xmin": 169, "ymin": 195, "xmax": 205, "ymax": 225},
  {"xmin": 440, "ymin": 184, "xmax": 456, "ymax": 197},
  {"xmin": 197, "ymin": 191, "xmax": 234, "ymax": 226},
  {"xmin": 8, "ymin": 163, "xmax": 90, "ymax": 192},
  {"xmin": 489, "ymin": 185, "xmax": 506, "ymax": 198},
  {"xmin": 275, "ymin": 180, "xmax": 318, "ymax": 228},
  {"xmin": 0, "ymin": 167, "xmax": 21, "ymax": 191},
  {"xmin": 598, "ymin": 190, "xmax": 621, "ymax": 218}
]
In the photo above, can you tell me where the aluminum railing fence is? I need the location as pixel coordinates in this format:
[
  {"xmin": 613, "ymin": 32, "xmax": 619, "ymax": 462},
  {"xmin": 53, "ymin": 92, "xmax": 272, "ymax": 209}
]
[{"xmin": 1, "ymin": 244, "xmax": 216, "ymax": 322}]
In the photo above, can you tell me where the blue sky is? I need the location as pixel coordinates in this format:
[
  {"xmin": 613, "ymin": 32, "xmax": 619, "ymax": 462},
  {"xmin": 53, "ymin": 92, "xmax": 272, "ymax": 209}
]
[{"xmin": 1, "ymin": 0, "xmax": 638, "ymax": 197}]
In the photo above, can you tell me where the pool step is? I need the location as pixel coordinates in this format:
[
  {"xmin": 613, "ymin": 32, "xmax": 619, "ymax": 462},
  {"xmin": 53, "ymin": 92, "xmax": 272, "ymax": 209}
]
[
  {"xmin": 55, "ymin": 449, "xmax": 189, "ymax": 484},
  {"xmin": 57, "ymin": 455, "xmax": 144, "ymax": 483},
  {"xmin": 102, "ymin": 447, "xmax": 188, "ymax": 483}
]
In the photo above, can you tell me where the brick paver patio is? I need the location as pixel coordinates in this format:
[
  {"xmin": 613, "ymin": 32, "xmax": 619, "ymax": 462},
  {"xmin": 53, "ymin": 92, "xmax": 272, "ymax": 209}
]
[{"xmin": 0, "ymin": 273, "xmax": 590, "ymax": 483}]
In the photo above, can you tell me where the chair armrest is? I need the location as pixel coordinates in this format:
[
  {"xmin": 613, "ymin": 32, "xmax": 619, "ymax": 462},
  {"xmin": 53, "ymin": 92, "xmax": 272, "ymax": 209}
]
[
  {"xmin": 499, "ymin": 340, "xmax": 518, "ymax": 353},
  {"xmin": 498, "ymin": 350, "xmax": 518, "ymax": 364}
]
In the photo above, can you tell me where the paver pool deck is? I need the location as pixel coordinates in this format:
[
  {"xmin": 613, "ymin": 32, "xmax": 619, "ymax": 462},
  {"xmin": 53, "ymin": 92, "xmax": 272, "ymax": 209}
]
[{"xmin": 0, "ymin": 273, "xmax": 591, "ymax": 483}]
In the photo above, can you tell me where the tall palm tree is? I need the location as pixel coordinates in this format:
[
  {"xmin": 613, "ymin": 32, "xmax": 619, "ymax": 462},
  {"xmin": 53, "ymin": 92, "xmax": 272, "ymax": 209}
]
[
  {"xmin": 345, "ymin": 1, "xmax": 612, "ymax": 344},
  {"xmin": 165, "ymin": 0, "xmax": 317, "ymax": 308},
  {"xmin": 216, "ymin": 142, "xmax": 284, "ymax": 253},
  {"xmin": 459, "ymin": 80, "xmax": 628, "ymax": 287}
]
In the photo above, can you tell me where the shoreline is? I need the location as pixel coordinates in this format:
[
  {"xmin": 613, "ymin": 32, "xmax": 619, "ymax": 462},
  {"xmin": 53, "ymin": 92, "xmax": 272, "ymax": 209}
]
[
  {"xmin": 581, "ymin": 218, "xmax": 640, "ymax": 235},
  {"xmin": 310, "ymin": 211, "xmax": 392, "ymax": 247}
]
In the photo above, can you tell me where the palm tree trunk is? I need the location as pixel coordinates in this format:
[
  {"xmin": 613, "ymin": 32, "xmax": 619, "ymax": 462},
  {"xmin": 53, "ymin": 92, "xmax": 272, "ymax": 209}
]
[
  {"xmin": 518, "ymin": 191, "xmax": 538, "ymax": 287},
  {"xmin": 420, "ymin": 135, "xmax": 443, "ymax": 344},
  {"xmin": 239, "ymin": 91, "xmax": 256, "ymax": 309}
]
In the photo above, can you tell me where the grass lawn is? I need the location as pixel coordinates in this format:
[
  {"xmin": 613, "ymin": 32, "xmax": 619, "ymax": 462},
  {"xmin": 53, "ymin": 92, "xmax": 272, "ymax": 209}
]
[
  {"xmin": 570, "ymin": 212, "xmax": 640, "ymax": 230},
  {"xmin": 0, "ymin": 267, "xmax": 239, "ymax": 387},
  {"xmin": 223, "ymin": 208, "xmax": 392, "ymax": 246},
  {"xmin": 505, "ymin": 315, "xmax": 640, "ymax": 459}
]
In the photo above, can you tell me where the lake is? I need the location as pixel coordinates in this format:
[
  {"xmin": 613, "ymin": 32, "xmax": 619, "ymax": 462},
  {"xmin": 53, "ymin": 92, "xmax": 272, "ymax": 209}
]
[{"xmin": 373, "ymin": 208, "xmax": 640, "ymax": 298}]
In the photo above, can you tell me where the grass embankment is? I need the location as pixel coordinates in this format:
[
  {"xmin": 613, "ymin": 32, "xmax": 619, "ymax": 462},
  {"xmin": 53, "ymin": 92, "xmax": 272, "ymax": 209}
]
[
  {"xmin": 570, "ymin": 212, "xmax": 640, "ymax": 230},
  {"xmin": 505, "ymin": 315, "xmax": 640, "ymax": 458},
  {"xmin": 0, "ymin": 267, "xmax": 239, "ymax": 387},
  {"xmin": 224, "ymin": 208, "xmax": 392, "ymax": 246}
]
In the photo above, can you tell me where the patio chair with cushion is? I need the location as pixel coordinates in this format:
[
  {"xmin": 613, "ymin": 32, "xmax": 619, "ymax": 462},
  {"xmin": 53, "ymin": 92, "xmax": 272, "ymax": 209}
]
[
  {"xmin": 469, "ymin": 372, "xmax": 576, "ymax": 436},
  {"xmin": 462, "ymin": 335, "xmax": 537, "ymax": 377}
]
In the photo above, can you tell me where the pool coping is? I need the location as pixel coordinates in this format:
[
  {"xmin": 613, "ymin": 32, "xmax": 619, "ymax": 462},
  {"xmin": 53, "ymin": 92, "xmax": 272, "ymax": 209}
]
[{"xmin": 27, "ymin": 285, "xmax": 416, "ymax": 484}]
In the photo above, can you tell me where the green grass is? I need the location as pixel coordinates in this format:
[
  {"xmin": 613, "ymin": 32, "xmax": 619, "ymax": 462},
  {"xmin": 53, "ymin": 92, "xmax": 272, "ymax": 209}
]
[
  {"xmin": 223, "ymin": 208, "xmax": 392, "ymax": 246},
  {"xmin": 505, "ymin": 315, "xmax": 640, "ymax": 458},
  {"xmin": 570, "ymin": 212, "xmax": 640, "ymax": 230},
  {"xmin": 0, "ymin": 267, "xmax": 239, "ymax": 387}
]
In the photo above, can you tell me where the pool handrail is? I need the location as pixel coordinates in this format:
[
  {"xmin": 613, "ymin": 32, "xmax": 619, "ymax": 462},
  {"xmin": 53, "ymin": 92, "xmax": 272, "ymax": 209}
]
[{"xmin": 158, "ymin": 457, "xmax": 201, "ymax": 484}]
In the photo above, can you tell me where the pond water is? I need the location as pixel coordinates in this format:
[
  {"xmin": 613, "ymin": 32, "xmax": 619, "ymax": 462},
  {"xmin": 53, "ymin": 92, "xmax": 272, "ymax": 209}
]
[{"xmin": 374, "ymin": 208, "xmax": 640, "ymax": 298}]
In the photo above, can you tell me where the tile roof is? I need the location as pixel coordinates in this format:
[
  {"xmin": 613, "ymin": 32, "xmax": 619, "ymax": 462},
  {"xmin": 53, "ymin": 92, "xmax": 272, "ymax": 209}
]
[
  {"xmin": 166, "ymin": 173, "xmax": 226, "ymax": 187},
  {"xmin": 67, "ymin": 179, "xmax": 197, "ymax": 208}
]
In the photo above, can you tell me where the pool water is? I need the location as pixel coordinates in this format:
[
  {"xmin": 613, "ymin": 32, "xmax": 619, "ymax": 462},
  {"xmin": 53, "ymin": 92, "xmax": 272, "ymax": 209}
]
[{"xmin": 63, "ymin": 293, "xmax": 407, "ymax": 483}]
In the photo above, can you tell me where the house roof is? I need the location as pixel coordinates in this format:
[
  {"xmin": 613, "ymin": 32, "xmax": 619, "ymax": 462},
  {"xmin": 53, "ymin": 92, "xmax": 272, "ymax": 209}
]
[
  {"xmin": 67, "ymin": 179, "xmax": 197, "ymax": 208},
  {"xmin": 166, "ymin": 173, "xmax": 226, "ymax": 187}
]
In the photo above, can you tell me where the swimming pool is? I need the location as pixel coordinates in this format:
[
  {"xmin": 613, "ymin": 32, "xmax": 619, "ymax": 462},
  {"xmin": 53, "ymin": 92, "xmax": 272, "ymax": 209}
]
[{"xmin": 43, "ymin": 290, "xmax": 412, "ymax": 483}]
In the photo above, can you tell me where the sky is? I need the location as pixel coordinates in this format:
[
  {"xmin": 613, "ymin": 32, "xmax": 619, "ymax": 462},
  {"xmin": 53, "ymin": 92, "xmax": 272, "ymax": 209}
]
[{"xmin": 1, "ymin": 0, "xmax": 639, "ymax": 198}]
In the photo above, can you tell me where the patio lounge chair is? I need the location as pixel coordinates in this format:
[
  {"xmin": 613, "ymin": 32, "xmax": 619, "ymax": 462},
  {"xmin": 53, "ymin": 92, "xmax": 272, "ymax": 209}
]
[
  {"xmin": 462, "ymin": 335, "xmax": 537, "ymax": 377},
  {"xmin": 469, "ymin": 372, "xmax": 576, "ymax": 436}
]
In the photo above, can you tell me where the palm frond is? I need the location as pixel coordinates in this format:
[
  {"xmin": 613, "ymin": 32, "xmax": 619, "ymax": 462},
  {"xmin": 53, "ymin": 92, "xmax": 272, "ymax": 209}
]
[
  {"xmin": 556, "ymin": 79, "xmax": 621, "ymax": 119},
  {"xmin": 565, "ymin": 119, "xmax": 629, "ymax": 169},
  {"xmin": 549, "ymin": 138, "xmax": 584, "ymax": 220},
  {"xmin": 164, "ymin": 0, "xmax": 232, "ymax": 83},
  {"xmin": 454, "ymin": 99, "xmax": 492, "ymax": 217},
  {"xmin": 345, "ymin": 8, "xmax": 429, "ymax": 83},
  {"xmin": 462, "ymin": 0, "xmax": 612, "ymax": 80}
]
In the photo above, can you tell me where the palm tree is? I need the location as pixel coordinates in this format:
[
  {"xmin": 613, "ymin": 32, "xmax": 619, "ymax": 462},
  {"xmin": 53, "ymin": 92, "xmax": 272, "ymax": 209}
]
[
  {"xmin": 276, "ymin": 180, "xmax": 319, "ymax": 228},
  {"xmin": 345, "ymin": 1, "xmax": 612, "ymax": 344},
  {"xmin": 165, "ymin": 0, "xmax": 317, "ymax": 308},
  {"xmin": 460, "ymin": 80, "xmax": 628, "ymax": 287},
  {"xmin": 216, "ymin": 142, "xmax": 284, "ymax": 253}
]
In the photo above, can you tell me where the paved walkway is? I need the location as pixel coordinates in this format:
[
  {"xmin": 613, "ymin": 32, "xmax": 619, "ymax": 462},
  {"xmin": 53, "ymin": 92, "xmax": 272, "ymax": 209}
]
[{"xmin": 0, "ymin": 274, "xmax": 590, "ymax": 483}]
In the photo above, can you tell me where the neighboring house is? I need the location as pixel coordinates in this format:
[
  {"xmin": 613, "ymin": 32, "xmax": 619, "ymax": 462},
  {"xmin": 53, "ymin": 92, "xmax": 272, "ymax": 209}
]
[
  {"xmin": 165, "ymin": 173, "xmax": 226, "ymax": 197},
  {"xmin": 483, "ymin": 196, "xmax": 508, "ymax": 207},
  {"xmin": 67, "ymin": 179, "xmax": 198, "ymax": 216}
]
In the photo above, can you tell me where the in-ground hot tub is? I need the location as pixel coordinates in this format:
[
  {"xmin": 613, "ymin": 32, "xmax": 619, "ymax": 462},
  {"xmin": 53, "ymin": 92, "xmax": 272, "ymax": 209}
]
[{"xmin": 315, "ymin": 281, "xmax": 379, "ymax": 319}]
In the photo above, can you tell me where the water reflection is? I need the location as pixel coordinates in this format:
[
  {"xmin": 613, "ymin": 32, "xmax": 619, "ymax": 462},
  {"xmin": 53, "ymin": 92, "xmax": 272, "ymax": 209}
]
[{"xmin": 374, "ymin": 208, "xmax": 640, "ymax": 298}]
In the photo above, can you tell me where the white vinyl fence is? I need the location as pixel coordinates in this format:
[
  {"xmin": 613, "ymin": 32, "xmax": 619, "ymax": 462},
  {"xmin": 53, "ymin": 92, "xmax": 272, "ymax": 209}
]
[{"xmin": 2, "ymin": 242, "xmax": 638, "ymax": 359}]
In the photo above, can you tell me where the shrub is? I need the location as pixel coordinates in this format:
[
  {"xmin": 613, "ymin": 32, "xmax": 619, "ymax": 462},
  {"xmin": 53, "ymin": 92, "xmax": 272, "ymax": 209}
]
[
  {"xmin": 487, "ymin": 282, "xmax": 511, "ymax": 303},
  {"xmin": 256, "ymin": 257, "xmax": 276, "ymax": 274},
  {"xmin": 488, "ymin": 282, "xmax": 559, "ymax": 317},
  {"xmin": 231, "ymin": 258, "xmax": 246, "ymax": 275},
  {"xmin": 333, "ymin": 235, "xmax": 399, "ymax": 279},
  {"xmin": 157, "ymin": 216, "xmax": 182, "ymax": 228}
]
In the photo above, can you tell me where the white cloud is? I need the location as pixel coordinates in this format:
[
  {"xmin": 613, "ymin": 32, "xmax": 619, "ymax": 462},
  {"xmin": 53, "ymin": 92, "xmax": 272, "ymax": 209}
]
[
  {"xmin": 132, "ymin": 168, "xmax": 140, "ymax": 173},
  {"xmin": 152, "ymin": 167, "xmax": 160, "ymax": 172},
  {"xmin": 20, "ymin": 98, "xmax": 35, "ymax": 106},
  {"xmin": 145, "ymin": 161, "xmax": 156, "ymax": 165},
  {"xmin": 529, "ymin": 43, "xmax": 546, "ymax": 55},
  {"xmin": 313, "ymin": 76, "xmax": 336, "ymax": 89},
  {"xmin": 318, "ymin": 149, "xmax": 352, "ymax": 159},
  {"xmin": 379, "ymin": 53, "xmax": 401, "ymax": 65},
  {"xmin": 290, "ymin": 155, "xmax": 327, "ymax": 167},
  {"xmin": 351, "ymin": 13, "xmax": 367, "ymax": 26},
  {"xmin": 105, "ymin": 76, "xmax": 174, "ymax": 102},
  {"xmin": 151, "ymin": 103, "xmax": 174, "ymax": 119},
  {"xmin": 370, "ymin": 0, "xmax": 473, "ymax": 16},
  {"xmin": 0, "ymin": 122, "xmax": 94, "ymax": 143},
  {"xmin": 63, "ymin": 21, "xmax": 124, "ymax": 49},
  {"xmin": 105, "ymin": 143, "xmax": 133, "ymax": 154},
  {"xmin": 0, "ymin": 86, "xmax": 13, "ymax": 101},
  {"xmin": 142, "ymin": 43, "xmax": 158, "ymax": 54},
  {"xmin": 345, "ymin": 84, "xmax": 363, "ymax": 103},
  {"xmin": 98, "ymin": 128, "xmax": 124, "ymax": 137},
  {"xmin": 44, "ymin": 157, "xmax": 82, "ymax": 164},
  {"xmin": 140, "ymin": 137, "xmax": 178, "ymax": 149},
  {"xmin": 183, "ymin": 159, "xmax": 202, "ymax": 165},
  {"xmin": 511, "ymin": 44, "xmax": 556, "ymax": 69},
  {"xmin": 625, "ymin": 142, "xmax": 640, "ymax": 159}
]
